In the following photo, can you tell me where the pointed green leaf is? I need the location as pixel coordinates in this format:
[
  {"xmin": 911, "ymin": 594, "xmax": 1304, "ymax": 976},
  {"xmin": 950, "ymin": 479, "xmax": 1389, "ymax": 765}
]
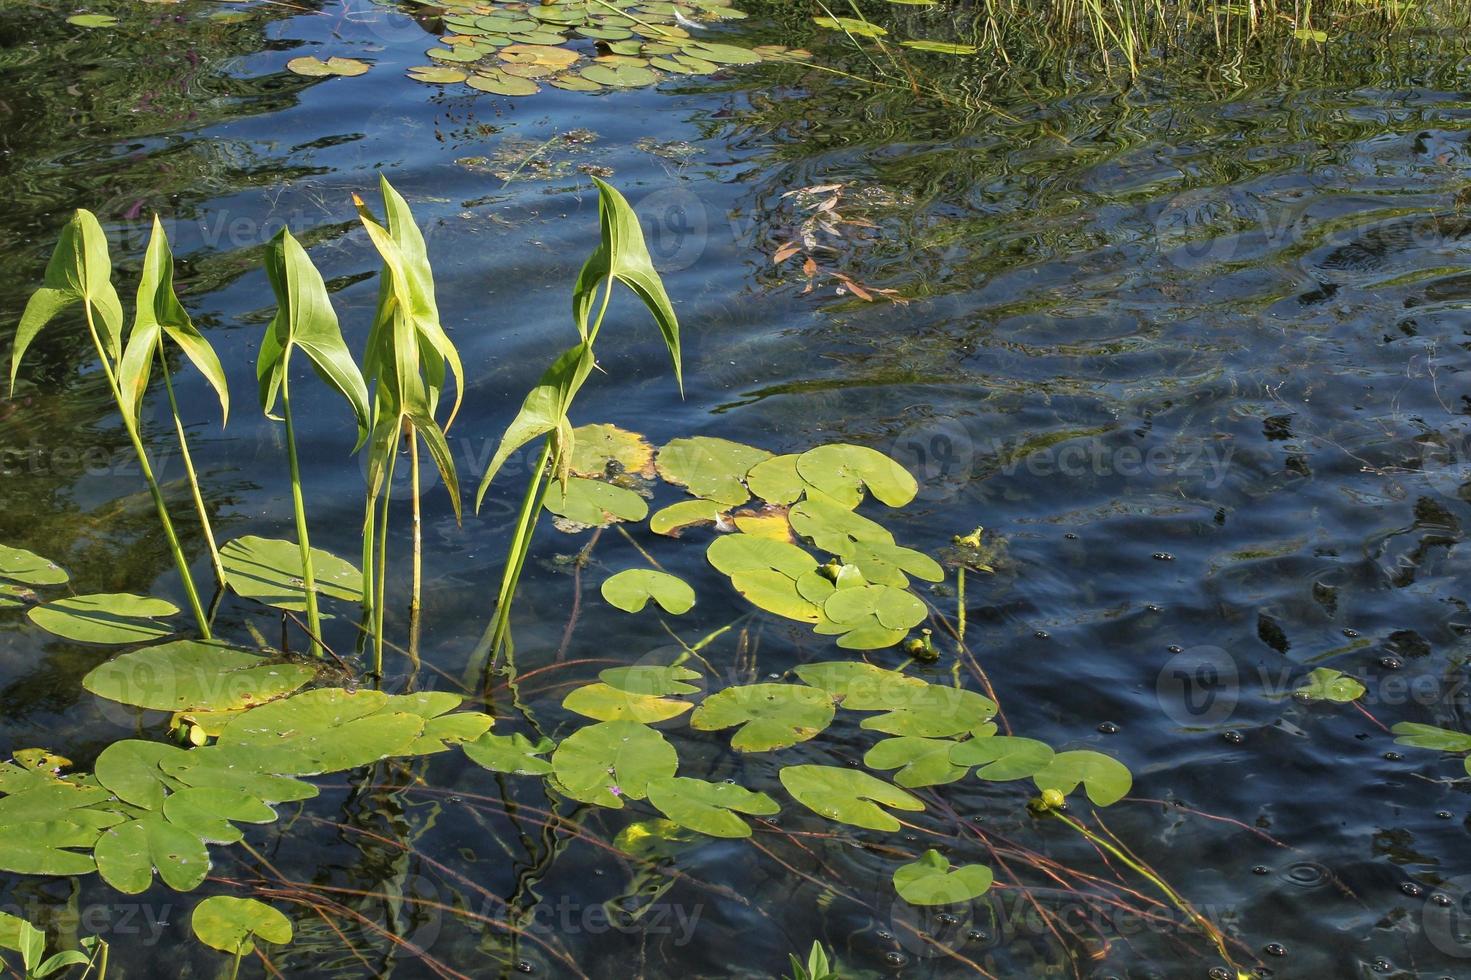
[{"xmin": 474, "ymin": 342, "xmax": 594, "ymax": 508}]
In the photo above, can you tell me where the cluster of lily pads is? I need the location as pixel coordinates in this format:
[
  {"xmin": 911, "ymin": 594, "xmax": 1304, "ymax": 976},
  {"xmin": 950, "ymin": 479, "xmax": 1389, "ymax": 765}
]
[{"xmin": 392, "ymin": 0, "xmax": 810, "ymax": 96}]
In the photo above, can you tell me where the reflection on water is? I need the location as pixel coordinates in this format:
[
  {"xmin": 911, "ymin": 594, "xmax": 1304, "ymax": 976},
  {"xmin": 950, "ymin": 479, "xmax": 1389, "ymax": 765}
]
[{"xmin": 5, "ymin": 0, "xmax": 1471, "ymax": 975}]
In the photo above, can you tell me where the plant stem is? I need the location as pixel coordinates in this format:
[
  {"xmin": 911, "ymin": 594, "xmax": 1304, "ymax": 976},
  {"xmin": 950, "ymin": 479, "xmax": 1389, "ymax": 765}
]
[
  {"xmin": 157, "ymin": 341, "xmax": 225, "ymax": 588},
  {"xmin": 372, "ymin": 430, "xmax": 400, "ymax": 677},
  {"xmin": 279, "ymin": 349, "xmax": 323, "ymax": 658},
  {"xmin": 81, "ymin": 304, "xmax": 210, "ymax": 637},
  {"xmin": 487, "ymin": 441, "xmax": 553, "ymax": 664},
  {"xmin": 409, "ymin": 423, "xmax": 423, "ymax": 667}
]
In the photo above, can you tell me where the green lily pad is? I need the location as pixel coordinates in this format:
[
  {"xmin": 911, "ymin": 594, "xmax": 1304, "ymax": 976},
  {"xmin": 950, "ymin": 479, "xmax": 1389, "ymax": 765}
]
[
  {"xmin": 287, "ymin": 56, "xmax": 371, "ymax": 77},
  {"xmin": 796, "ymin": 444, "xmax": 917, "ymax": 508},
  {"xmin": 646, "ymin": 776, "xmax": 779, "ymax": 838},
  {"xmin": 744, "ymin": 454, "xmax": 809, "ymax": 504},
  {"xmin": 823, "ymin": 585, "xmax": 926, "ymax": 630},
  {"xmin": 731, "ymin": 569, "xmax": 822, "ymax": 622},
  {"xmin": 1391, "ymin": 722, "xmax": 1471, "ymax": 752},
  {"xmin": 463, "ymin": 732, "xmax": 555, "ymax": 776},
  {"xmin": 0, "ymin": 543, "xmax": 68, "ymax": 586},
  {"xmin": 864, "ymin": 736, "xmax": 971, "ymax": 788},
  {"xmin": 657, "ymin": 437, "xmax": 772, "ymax": 505},
  {"xmin": 192, "ymin": 896, "xmax": 292, "ymax": 956},
  {"xmin": 550, "ymin": 720, "xmax": 677, "ymax": 807},
  {"xmin": 94, "ymin": 813, "xmax": 209, "ymax": 893},
  {"xmin": 214, "ymin": 689, "xmax": 424, "ymax": 775},
  {"xmin": 601, "ymin": 568, "xmax": 695, "ymax": 614},
  {"xmin": 683, "ymin": 41, "xmax": 761, "ymax": 64},
  {"xmin": 94, "ymin": 740, "xmax": 188, "ymax": 810},
  {"xmin": 650, "ymin": 499, "xmax": 727, "ymax": 536},
  {"xmin": 893, "ymin": 850, "xmax": 993, "ymax": 905},
  {"xmin": 689, "ymin": 683, "xmax": 836, "ymax": 752},
  {"xmin": 545, "ymin": 477, "xmax": 649, "ymax": 527},
  {"xmin": 0, "ymin": 584, "xmax": 36, "ymax": 610},
  {"xmin": 162, "ymin": 749, "xmax": 318, "ymax": 804},
  {"xmin": 1295, "ymin": 668, "xmax": 1365, "ymax": 703},
  {"xmin": 426, "ymin": 46, "xmax": 484, "ymax": 63},
  {"xmin": 569, "ymin": 423, "xmax": 655, "ymax": 477},
  {"xmin": 811, "ymin": 15, "xmax": 887, "ymax": 37},
  {"xmin": 220, "ymin": 536, "xmax": 362, "ymax": 611},
  {"xmin": 1031, "ymin": 750, "xmax": 1132, "ymax": 807},
  {"xmin": 600, "ymin": 665, "xmax": 702, "ymax": 696},
  {"xmin": 672, "ymin": 54, "xmax": 718, "ymax": 72},
  {"xmin": 550, "ymin": 75, "xmax": 604, "ymax": 92},
  {"xmin": 82, "ymin": 640, "xmax": 315, "ymax": 712},
  {"xmin": 795, "ymin": 661, "xmax": 929, "ymax": 709},
  {"xmin": 407, "ymin": 66, "xmax": 470, "ymax": 83},
  {"xmin": 66, "ymin": 13, "xmax": 118, "ymax": 28},
  {"xmin": 949, "ymin": 736, "xmax": 1055, "ymax": 781},
  {"xmin": 562, "ymin": 682, "xmax": 693, "ymax": 723},
  {"xmin": 780, "ymin": 765, "xmax": 923, "ymax": 831},
  {"xmin": 375, "ymin": 692, "xmax": 494, "ymax": 754},
  {"xmin": 28, "ymin": 593, "xmax": 178, "ymax": 644},
  {"xmin": 859, "ymin": 685, "xmax": 998, "ymax": 738},
  {"xmin": 162, "ymin": 788, "xmax": 275, "ymax": 844},
  {"xmin": 707, "ymin": 534, "xmax": 816, "ymax": 578},
  {"xmin": 790, "ymin": 493, "xmax": 894, "ymax": 556}
]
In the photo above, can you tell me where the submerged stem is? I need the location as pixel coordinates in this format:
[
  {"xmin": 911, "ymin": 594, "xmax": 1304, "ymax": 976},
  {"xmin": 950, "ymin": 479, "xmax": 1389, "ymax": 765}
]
[{"xmin": 158, "ymin": 340, "xmax": 225, "ymax": 589}]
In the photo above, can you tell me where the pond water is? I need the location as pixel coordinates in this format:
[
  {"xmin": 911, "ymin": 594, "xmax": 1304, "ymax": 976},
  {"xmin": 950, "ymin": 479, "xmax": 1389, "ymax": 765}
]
[{"xmin": 4, "ymin": 2, "xmax": 1471, "ymax": 978}]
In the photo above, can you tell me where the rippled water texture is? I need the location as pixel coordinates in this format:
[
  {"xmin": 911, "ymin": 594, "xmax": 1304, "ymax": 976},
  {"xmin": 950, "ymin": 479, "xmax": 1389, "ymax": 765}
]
[{"xmin": 5, "ymin": 1, "xmax": 1471, "ymax": 977}]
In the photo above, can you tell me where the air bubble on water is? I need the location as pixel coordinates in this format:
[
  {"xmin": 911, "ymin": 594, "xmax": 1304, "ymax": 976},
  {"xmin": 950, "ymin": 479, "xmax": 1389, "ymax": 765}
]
[
  {"xmin": 1251, "ymin": 865, "xmax": 1270, "ymax": 875},
  {"xmin": 1153, "ymin": 552, "xmax": 1175, "ymax": 561},
  {"xmin": 1263, "ymin": 943, "xmax": 1286, "ymax": 957},
  {"xmin": 883, "ymin": 951, "xmax": 907, "ymax": 967},
  {"xmin": 1379, "ymin": 657, "xmax": 1400, "ymax": 669},
  {"xmin": 1223, "ymin": 730, "xmax": 1245, "ymax": 744},
  {"xmin": 1384, "ymin": 751, "xmax": 1404, "ymax": 761},
  {"xmin": 1399, "ymin": 881, "xmax": 1423, "ymax": 897},
  {"xmin": 1098, "ymin": 721, "xmax": 1120, "ymax": 734}
]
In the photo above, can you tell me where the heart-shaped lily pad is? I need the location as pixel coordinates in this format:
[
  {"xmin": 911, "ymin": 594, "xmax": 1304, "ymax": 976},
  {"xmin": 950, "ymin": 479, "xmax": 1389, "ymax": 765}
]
[
  {"xmin": 646, "ymin": 776, "xmax": 779, "ymax": 838},
  {"xmin": 864, "ymin": 736, "xmax": 971, "ymax": 788},
  {"xmin": 601, "ymin": 568, "xmax": 695, "ymax": 614},
  {"xmin": 949, "ymin": 736, "xmax": 1055, "ymax": 781},
  {"xmin": 220, "ymin": 536, "xmax": 362, "ymax": 611},
  {"xmin": 562, "ymin": 681, "xmax": 693, "ymax": 724},
  {"xmin": 780, "ymin": 764, "xmax": 923, "ymax": 831},
  {"xmin": 463, "ymin": 732, "xmax": 555, "ymax": 775},
  {"xmin": 893, "ymin": 849, "xmax": 993, "ymax": 905},
  {"xmin": 28, "ymin": 593, "xmax": 179, "ymax": 644},
  {"xmin": 657, "ymin": 437, "xmax": 771, "ymax": 505},
  {"xmin": 0, "ymin": 544, "xmax": 68, "ymax": 586},
  {"xmin": 1031, "ymin": 750, "xmax": 1132, "ymax": 807},
  {"xmin": 689, "ymin": 683, "xmax": 836, "ymax": 752},
  {"xmin": 191, "ymin": 896, "xmax": 292, "ymax": 956},
  {"xmin": 286, "ymin": 56, "xmax": 370, "ymax": 77},
  {"xmin": 82, "ymin": 640, "xmax": 315, "ymax": 712},
  {"xmin": 550, "ymin": 720, "xmax": 677, "ymax": 807}
]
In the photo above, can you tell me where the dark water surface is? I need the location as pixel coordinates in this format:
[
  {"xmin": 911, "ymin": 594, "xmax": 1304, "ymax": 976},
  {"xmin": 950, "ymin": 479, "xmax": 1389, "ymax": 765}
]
[{"xmin": 4, "ymin": 2, "xmax": 1471, "ymax": 977}]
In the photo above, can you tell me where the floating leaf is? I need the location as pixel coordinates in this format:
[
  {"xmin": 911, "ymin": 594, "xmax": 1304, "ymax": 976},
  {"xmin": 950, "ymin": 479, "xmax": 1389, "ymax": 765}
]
[
  {"xmin": 796, "ymin": 444, "xmax": 917, "ymax": 508},
  {"xmin": 646, "ymin": 776, "xmax": 779, "ymax": 838},
  {"xmin": 192, "ymin": 897, "xmax": 292, "ymax": 956},
  {"xmin": 162, "ymin": 750, "xmax": 317, "ymax": 804},
  {"xmin": 466, "ymin": 71, "xmax": 540, "ymax": 96},
  {"xmin": 684, "ymin": 41, "xmax": 761, "ymax": 64},
  {"xmin": 601, "ymin": 665, "xmax": 702, "ymax": 696},
  {"xmin": 83, "ymin": 640, "xmax": 315, "ymax": 712},
  {"xmin": 94, "ymin": 740, "xmax": 187, "ymax": 810},
  {"xmin": 1295, "ymin": 668, "xmax": 1365, "ymax": 703},
  {"xmin": 745, "ymin": 454, "xmax": 808, "ymax": 504},
  {"xmin": 550, "ymin": 720, "xmax": 677, "ymax": 807},
  {"xmin": 220, "ymin": 536, "xmax": 363, "ymax": 611},
  {"xmin": 463, "ymin": 733, "xmax": 555, "ymax": 776},
  {"xmin": 859, "ymin": 686, "xmax": 998, "ymax": 738},
  {"xmin": 823, "ymin": 584, "xmax": 926, "ymax": 631},
  {"xmin": 376, "ymin": 692, "xmax": 493, "ymax": 754},
  {"xmin": 811, "ymin": 15, "xmax": 887, "ymax": 37},
  {"xmin": 780, "ymin": 765, "xmax": 922, "ymax": 831},
  {"xmin": 689, "ymin": 683, "xmax": 836, "ymax": 752},
  {"xmin": 1031, "ymin": 750, "xmax": 1132, "ymax": 807},
  {"xmin": 893, "ymin": 850, "xmax": 993, "ymax": 905},
  {"xmin": 286, "ymin": 56, "xmax": 370, "ymax": 77},
  {"xmin": 657, "ymin": 437, "xmax": 770, "ymax": 505},
  {"xmin": 28, "ymin": 593, "xmax": 178, "ymax": 644},
  {"xmin": 650, "ymin": 499, "xmax": 726, "ymax": 536},
  {"xmin": 544, "ymin": 476, "xmax": 648, "ymax": 527},
  {"xmin": 569, "ymin": 423, "xmax": 655, "ymax": 478},
  {"xmin": 214, "ymin": 689, "xmax": 423, "ymax": 775},
  {"xmin": 601, "ymin": 569, "xmax": 695, "ymax": 614},
  {"xmin": 562, "ymin": 682, "xmax": 693, "ymax": 723},
  {"xmin": 949, "ymin": 736, "xmax": 1054, "ymax": 781},
  {"xmin": 407, "ymin": 65, "xmax": 469, "ymax": 83},
  {"xmin": 707, "ymin": 534, "xmax": 816, "ymax": 578},
  {"xmin": 1390, "ymin": 722, "xmax": 1471, "ymax": 753},
  {"xmin": 732, "ymin": 568, "xmax": 823, "ymax": 622},
  {"xmin": 790, "ymin": 493, "xmax": 894, "ymax": 556},
  {"xmin": 864, "ymin": 737, "xmax": 970, "ymax": 787},
  {"xmin": 0, "ymin": 544, "xmax": 68, "ymax": 587},
  {"xmin": 499, "ymin": 43, "xmax": 580, "ymax": 68},
  {"xmin": 95, "ymin": 813, "xmax": 208, "ymax": 893},
  {"xmin": 163, "ymin": 788, "xmax": 275, "ymax": 844},
  {"xmin": 795, "ymin": 661, "xmax": 929, "ymax": 709},
  {"xmin": 66, "ymin": 13, "xmax": 118, "ymax": 28}
]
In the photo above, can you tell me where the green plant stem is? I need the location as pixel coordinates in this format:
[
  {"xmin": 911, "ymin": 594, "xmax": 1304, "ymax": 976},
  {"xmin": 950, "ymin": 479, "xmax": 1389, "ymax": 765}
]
[
  {"xmin": 486, "ymin": 441, "xmax": 553, "ymax": 664},
  {"xmin": 227, "ymin": 947, "xmax": 242, "ymax": 980},
  {"xmin": 278, "ymin": 349, "xmax": 323, "ymax": 658},
  {"xmin": 372, "ymin": 430, "xmax": 400, "ymax": 677},
  {"xmin": 81, "ymin": 304, "xmax": 211, "ymax": 638},
  {"xmin": 157, "ymin": 341, "xmax": 225, "ymax": 589},
  {"xmin": 409, "ymin": 425, "xmax": 423, "ymax": 666}
]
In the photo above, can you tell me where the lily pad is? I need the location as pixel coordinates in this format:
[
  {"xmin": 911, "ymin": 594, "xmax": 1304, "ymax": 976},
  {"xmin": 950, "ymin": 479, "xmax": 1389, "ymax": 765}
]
[
  {"xmin": 1295, "ymin": 667, "xmax": 1365, "ymax": 703},
  {"xmin": 286, "ymin": 56, "xmax": 370, "ymax": 77},
  {"xmin": 220, "ymin": 536, "xmax": 362, "ymax": 611},
  {"xmin": 732, "ymin": 569, "xmax": 822, "ymax": 623},
  {"xmin": 83, "ymin": 640, "xmax": 315, "ymax": 712},
  {"xmin": 657, "ymin": 437, "xmax": 772, "ymax": 505},
  {"xmin": 689, "ymin": 683, "xmax": 836, "ymax": 752},
  {"xmin": 94, "ymin": 740, "xmax": 188, "ymax": 810},
  {"xmin": 192, "ymin": 896, "xmax": 292, "ymax": 956},
  {"xmin": 1031, "ymin": 750, "xmax": 1132, "ymax": 807},
  {"xmin": 94, "ymin": 814, "xmax": 209, "ymax": 893},
  {"xmin": 28, "ymin": 593, "xmax": 178, "ymax": 644},
  {"xmin": 650, "ymin": 499, "xmax": 726, "ymax": 536},
  {"xmin": 550, "ymin": 720, "xmax": 677, "ymax": 807},
  {"xmin": 790, "ymin": 493, "xmax": 894, "ymax": 556},
  {"xmin": 745, "ymin": 454, "xmax": 808, "ymax": 504},
  {"xmin": 949, "ymin": 736, "xmax": 1054, "ymax": 781},
  {"xmin": 214, "ymin": 689, "xmax": 424, "ymax": 775},
  {"xmin": 893, "ymin": 850, "xmax": 993, "ymax": 905},
  {"xmin": 544, "ymin": 476, "xmax": 648, "ymax": 527},
  {"xmin": 796, "ymin": 444, "xmax": 917, "ymax": 507},
  {"xmin": 600, "ymin": 664, "xmax": 702, "ymax": 696},
  {"xmin": 162, "ymin": 788, "xmax": 275, "ymax": 845},
  {"xmin": 601, "ymin": 569, "xmax": 695, "ymax": 614},
  {"xmin": 463, "ymin": 732, "xmax": 555, "ymax": 776},
  {"xmin": 646, "ymin": 776, "xmax": 779, "ymax": 838},
  {"xmin": 499, "ymin": 43, "xmax": 581, "ymax": 68},
  {"xmin": 795, "ymin": 661, "xmax": 929, "ymax": 710},
  {"xmin": 0, "ymin": 544, "xmax": 68, "ymax": 586},
  {"xmin": 162, "ymin": 749, "xmax": 318, "ymax": 803},
  {"xmin": 707, "ymin": 534, "xmax": 816, "ymax": 578},
  {"xmin": 66, "ymin": 13, "xmax": 118, "ymax": 28},
  {"xmin": 780, "ymin": 765, "xmax": 923, "ymax": 831},
  {"xmin": 569, "ymin": 423, "xmax": 655, "ymax": 478},
  {"xmin": 562, "ymin": 682, "xmax": 693, "ymax": 723},
  {"xmin": 407, "ymin": 66, "xmax": 470, "ymax": 83},
  {"xmin": 859, "ymin": 685, "xmax": 998, "ymax": 738},
  {"xmin": 1391, "ymin": 722, "xmax": 1471, "ymax": 753},
  {"xmin": 467, "ymin": 72, "xmax": 541, "ymax": 96},
  {"xmin": 864, "ymin": 736, "xmax": 970, "ymax": 788}
]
